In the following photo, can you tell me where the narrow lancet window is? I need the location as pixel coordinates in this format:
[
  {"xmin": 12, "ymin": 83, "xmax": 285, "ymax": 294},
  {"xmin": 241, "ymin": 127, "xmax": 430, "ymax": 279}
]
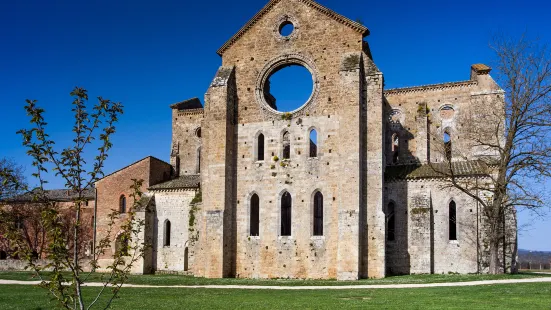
[
  {"xmin": 257, "ymin": 134, "xmax": 265, "ymax": 161},
  {"xmin": 387, "ymin": 202, "xmax": 396, "ymax": 241},
  {"xmin": 119, "ymin": 195, "xmax": 126, "ymax": 214},
  {"xmin": 313, "ymin": 191, "xmax": 323, "ymax": 236},
  {"xmin": 164, "ymin": 220, "xmax": 171, "ymax": 246},
  {"xmin": 250, "ymin": 194, "xmax": 260, "ymax": 236},
  {"xmin": 392, "ymin": 133, "xmax": 399, "ymax": 164},
  {"xmin": 444, "ymin": 131, "xmax": 452, "ymax": 161},
  {"xmin": 196, "ymin": 147, "xmax": 201, "ymax": 173},
  {"xmin": 281, "ymin": 192, "xmax": 292, "ymax": 236},
  {"xmin": 309, "ymin": 129, "xmax": 318, "ymax": 158},
  {"xmin": 282, "ymin": 131, "xmax": 290, "ymax": 159},
  {"xmin": 449, "ymin": 200, "xmax": 457, "ymax": 241}
]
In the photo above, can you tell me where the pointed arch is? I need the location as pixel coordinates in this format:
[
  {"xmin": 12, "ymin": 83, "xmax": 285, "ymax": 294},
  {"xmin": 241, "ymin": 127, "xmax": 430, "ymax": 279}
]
[
  {"xmin": 257, "ymin": 133, "xmax": 265, "ymax": 161},
  {"xmin": 443, "ymin": 129, "xmax": 452, "ymax": 161},
  {"xmin": 313, "ymin": 191, "xmax": 323, "ymax": 236},
  {"xmin": 196, "ymin": 147, "xmax": 201, "ymax": 173},
  {"xmin": 309, "ymin": 128, "xmax": 318, "ymax": 158},
  {"xmin": 282, "ymin": 131, "xmax": 290, "ymax": 159},
  {"xmin": 119, "ymin": 195, "xmax": 126, "ymax": 214},
  {"xmin": 250, "ymin": 193, "xmax": 260, "ymax": 236},
  {"xmin": 164, "ymin": 220, "xmax": 171, "ymax": 247},
  {"xmin": 281, "ymin": 191, "xmax": 292, "ymax": 236},
  {"xmin": 449, "ymin": 200, "xmax": 457, "ymax": 241}
]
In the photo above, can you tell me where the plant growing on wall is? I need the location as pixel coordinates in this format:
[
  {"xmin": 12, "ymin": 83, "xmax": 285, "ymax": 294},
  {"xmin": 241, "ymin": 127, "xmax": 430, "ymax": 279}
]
[{"xmin": 0, "ymin": 87, "xmax": 146, "ymax": 309}]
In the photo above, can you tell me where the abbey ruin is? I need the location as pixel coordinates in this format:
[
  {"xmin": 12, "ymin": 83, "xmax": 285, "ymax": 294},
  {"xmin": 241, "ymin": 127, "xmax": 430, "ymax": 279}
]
[{"xmin": 92, "ymin": 0, "xmax": 516, "ymax": 280}]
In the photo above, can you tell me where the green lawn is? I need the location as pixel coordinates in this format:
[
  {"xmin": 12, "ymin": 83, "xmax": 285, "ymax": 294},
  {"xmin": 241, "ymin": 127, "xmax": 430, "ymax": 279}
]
[
  {"xmin": 0, "ymin": 283, "xmax": 550, "ymax": 309},
  {"xmin": 0, "ymin": 271, "xmax": 549, "ymax": 286}
]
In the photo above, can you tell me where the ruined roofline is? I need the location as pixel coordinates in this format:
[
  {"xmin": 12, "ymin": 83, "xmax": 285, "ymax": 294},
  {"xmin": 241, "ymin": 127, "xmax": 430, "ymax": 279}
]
[
  {"xmin": 384, "ymin": 80, "xmax": 478, "ymax": 96},
  {"xmin": 216, "ymin": 0, "xmax": 369, "ymax": 56},
  {"xmin": 384, "ymin": 64, "xmax": 493, "ymax": 96},
  {"xmin": 95, "ymin": 156, "xmax": 171, "ymax": 183}
]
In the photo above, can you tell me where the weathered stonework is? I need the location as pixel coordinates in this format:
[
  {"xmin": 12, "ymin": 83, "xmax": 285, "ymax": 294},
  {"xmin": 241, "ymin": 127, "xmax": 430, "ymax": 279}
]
[{"xmin": 91, "ymin": 0, "xmax": 516, "ymax": 279}]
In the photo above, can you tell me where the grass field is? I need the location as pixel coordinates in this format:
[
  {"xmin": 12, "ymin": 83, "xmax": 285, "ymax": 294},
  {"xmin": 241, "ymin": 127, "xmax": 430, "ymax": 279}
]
[
  {"xmin": 0, "ymin": 271, "xmax": 549, "ymax": 286},
  {"xmin": 0, "ymin": 282, "xmax": 551, "ymax": 309}
]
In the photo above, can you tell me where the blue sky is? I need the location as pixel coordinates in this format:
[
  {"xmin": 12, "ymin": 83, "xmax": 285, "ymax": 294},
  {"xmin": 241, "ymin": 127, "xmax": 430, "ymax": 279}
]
[{"xmin": 1, "ymin": 0, "xmax": 550, "ymax": 251}]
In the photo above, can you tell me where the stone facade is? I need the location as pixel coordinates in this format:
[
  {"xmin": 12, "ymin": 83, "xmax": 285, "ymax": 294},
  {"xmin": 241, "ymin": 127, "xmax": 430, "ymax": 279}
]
[{"xmin": 91, "ymin": 0, "xmax": 516, "ymax": 279}]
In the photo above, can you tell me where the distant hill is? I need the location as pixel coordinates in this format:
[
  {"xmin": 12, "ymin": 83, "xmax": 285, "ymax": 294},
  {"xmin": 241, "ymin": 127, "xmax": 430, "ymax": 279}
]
[{"xmin": 518, "ymin": 249, "xmax": 551, "ymax": 268}]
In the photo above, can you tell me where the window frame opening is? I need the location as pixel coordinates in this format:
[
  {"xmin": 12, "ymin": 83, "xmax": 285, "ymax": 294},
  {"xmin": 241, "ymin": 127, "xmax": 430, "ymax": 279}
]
[
  {"xmin": 391, "ymin": 133, "xmax": 399, "ymax": 164},
  {"xmin": 250, "ymin": 193, "xmax": 260, "ymax": 237},
  {"xmin": 164, "ymin": 220, "xmax": 172, "ymax": 247},
  {"xmin": 449, "ymin": 200, "xmax": 457, "ymax": 241},
  {"xmin": 282, "ymin": 131, "xmax": 291, "ymax": 160},
  {"xmin": 257, "ymin": 133, "xmax": 265, "ymax": 161},
  {"xmin": 119, "ymin": 195, "xmax": 126, "ymax": 214},
  {"xmin": 444, "ymin": 130, "xmax": 452, "ymax": 162},
  {"xmin": 313, "ymin": 191, "xmax": 323, "ymax": 236},
  {"xmin": 281, "ymin": 191, "xmax": 292, "ymax": 236},
  {"xmin": 309, "ymin": 129, "xmax": 318, "ymax": 158}
]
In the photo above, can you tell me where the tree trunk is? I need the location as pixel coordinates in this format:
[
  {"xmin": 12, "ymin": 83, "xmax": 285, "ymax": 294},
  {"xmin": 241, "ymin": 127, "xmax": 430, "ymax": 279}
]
[{"xmin": 488, "ymin": 238, "xmax": 501, "ymax": 274}]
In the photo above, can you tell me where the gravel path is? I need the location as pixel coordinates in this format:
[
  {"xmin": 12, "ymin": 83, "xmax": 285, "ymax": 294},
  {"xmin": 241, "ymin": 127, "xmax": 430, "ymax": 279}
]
[{"xmin": 1, "ymin": 277, "xmax": 551, "ymax": 290}]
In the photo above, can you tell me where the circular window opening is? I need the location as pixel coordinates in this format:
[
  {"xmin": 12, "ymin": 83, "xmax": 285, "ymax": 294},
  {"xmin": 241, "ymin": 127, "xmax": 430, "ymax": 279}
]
[
  {"xmin": 264, "ymin": 64, "xmax": 314, "ymax": 112},
  {"xmin": 279, "ymin": 21, "xmax": 294, "ymax": 37},
  {"xmin": 195, "ymin": 127, "xmax": 201, "ymax": 138}
]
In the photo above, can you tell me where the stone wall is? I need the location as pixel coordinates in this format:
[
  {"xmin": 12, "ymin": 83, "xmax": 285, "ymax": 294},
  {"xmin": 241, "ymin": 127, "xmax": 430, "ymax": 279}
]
[
  {"xmin": 386, "ymin": 180, "xmax": 480, "ymax": 275},
  {"xmin": 150, "ymin": 189, "xmax": 198, "ymax": 273}
]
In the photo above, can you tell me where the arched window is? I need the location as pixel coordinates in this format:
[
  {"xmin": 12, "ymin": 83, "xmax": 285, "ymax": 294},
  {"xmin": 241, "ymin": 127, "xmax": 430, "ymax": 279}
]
[
  {"xmin": 281, "ymin": 191, "xmax": 292, "ymax": 236},
  {"xmin": 0, "ymin": 251, "xmax": 6, "ymax": 260},
  {"xmin": 282, "ymin": 131, "xmax": 290, "ymax": 159},
  {"xmin": 184, "ymin": 247, "xmax": 189, "ymax": 271},
  {"xmin": 257, "ymin": 134, "xmax": 265, "ymax": 161},
  {"xmin": 392, "ymin": 133, "xmax": 399, "ymax": 164},
  {"xmin": 444, "ymin": 130, "xmax": 452, "ymax": 161},
  {"xmin": 196, "ymin": 147, "xmax": 201, "ymax": 173},
  {"xmin": 250, "ymin": 194, "xmax": 260, "ymax": 236},
  {"xmin": 449, "ymin": 201, "xmax": 457, "ymax": 241},
  {"xmin": 309, "ymin": 129, "xmax": 318, "ymax": 158},
  {"xmin": 164, "ymin": 220, "xmax": 171, "ymax": 247},
  {"xmin": 115, "ymin": 234, "xmax": 129, "ymax": 256},
  {"xmin": 386, "ymin": 202, "xmax": 396, "ymax": 241},
  {"xmin": 119, "ymin": 195, "xmax": 126, "ymax": 214},
  {"xmin": 313, "ymin": 191, "xmax": 323, "ymax": 236}
]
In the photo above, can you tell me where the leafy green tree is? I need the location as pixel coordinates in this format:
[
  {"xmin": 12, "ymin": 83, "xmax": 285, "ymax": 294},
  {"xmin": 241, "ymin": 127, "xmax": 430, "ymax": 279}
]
[{"xmin": 0, "ymin": 87, "xmax": 146, "ymax": 309}]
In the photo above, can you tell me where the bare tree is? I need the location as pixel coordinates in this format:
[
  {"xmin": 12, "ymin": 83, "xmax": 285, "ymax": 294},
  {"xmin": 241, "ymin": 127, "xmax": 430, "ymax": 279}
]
[
  {"xmin": 0, "ymin": 158, "xmax": 26, "ymax": 200},
  {"xmin": 430, "ymin": 35, "xmax": 551, "ymax": 274}
]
